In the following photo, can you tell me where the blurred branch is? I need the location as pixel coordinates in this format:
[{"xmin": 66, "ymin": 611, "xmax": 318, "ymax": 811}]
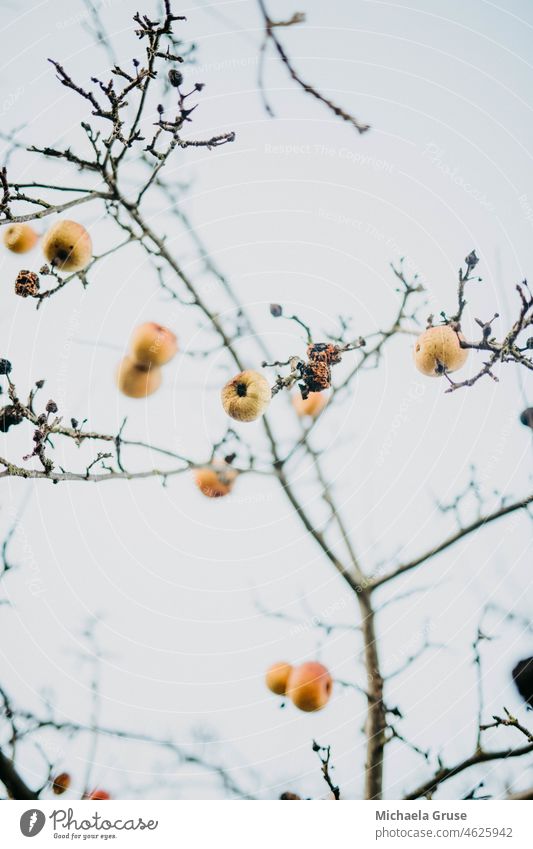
[
  {"xmin": 405, "ymin": 741, "xmax": 533, "ymax": 800},
  {"xmin": 0, "ymin": 750, "xmax": 38, "ymax": 800},
  {"xmin": 0, "ymin": 689, "xmax": 254, "ymax": 800},
  {"xmin": 480, "ymin": 708, "xmax": 533, "ymax": 744},
  {"xmin": 507, "ymin": 787, "xmax": 533, "ymax": 800}
]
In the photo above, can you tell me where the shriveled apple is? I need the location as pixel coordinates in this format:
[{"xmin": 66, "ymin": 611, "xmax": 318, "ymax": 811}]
[{"xmin": 221, "ymin": 370, "xmax": 271, "ymax": 422}]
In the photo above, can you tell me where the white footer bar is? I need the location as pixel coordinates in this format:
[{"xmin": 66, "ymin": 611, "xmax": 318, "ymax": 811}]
[{"xmin": 1, "ymin": 800, "xmax": 530, "ymax": 848}]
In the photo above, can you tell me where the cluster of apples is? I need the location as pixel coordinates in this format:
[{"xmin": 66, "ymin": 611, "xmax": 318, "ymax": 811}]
[
  {"xmin": 3, "ymin": 226, "xmax": 470, "ymax": 390},
  {"xmin": 220, "ymin": 369, "xmax": 330, "ymax": 425},
  {"xmin": 266, "ymin": 661, "xmax": 333, "ymax": 712},
  {"xmin": 193, "ymin": 390, "xmax": 327, "ymax": 497},
  {"xmin": 51, "ymin": 772, "xmax": 110, "ymax": 800},
  {"xmin": 198, "ymin": 384, "xmax": 327, "ymax": 497},
  {"xmin": 220, "ymin": 326, "xmax": 468, "ymax": 428},
  {"xmin": 116, "ymin": 323, "xmax": 178, "ymax": 398},
  {"xmin": 3, "ymin": 219, "xmax": 92, "ymax": 273}
]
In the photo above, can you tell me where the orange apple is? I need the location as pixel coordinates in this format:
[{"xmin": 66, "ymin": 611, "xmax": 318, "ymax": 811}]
[
  {"xmin": 52, "ymin": 772, "xmax": 71, "ymax": 795},
  {"xmin": 86, "ymin": 789, "xmax": 111, "ymax": 801},
  {"xmin": 116, "ymin": 356, "xmax": 162, "ymax": 398},
  {"xmin": 3, "ymin": 223, "xmax": 38, "ymax": 254},
  {"xmin": 287, "ymin": 662, "xmax": 333, "ymax": 712},
  {"xmin": 42, "ymin": 219, "xmax": 92, "ymax": 272},
  {"xmin": 265, "ymin": 661, "xmax": 293, "ymax": 696},
  {"xmin": 130, "ymin": 322, "xmax": 178, "ymax": 367},
  {"xmin": 292, "ymin": 391, "xmax": 328, "ymax": 419},
  {"xmin": 194, "ymin": 462, "xmax": 237, "ymax": 498}
]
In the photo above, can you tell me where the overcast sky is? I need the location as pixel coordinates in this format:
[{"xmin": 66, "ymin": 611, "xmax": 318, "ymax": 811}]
[{"xmin": 0, "ymin": 0, "xmax": 532, "ymax": 800}]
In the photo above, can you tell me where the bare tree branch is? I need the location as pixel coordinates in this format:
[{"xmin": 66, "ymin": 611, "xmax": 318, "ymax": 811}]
[
  {"xmin": 373, "ymin": 495, "xmax": 533, "ymax": 588},
  {"xmin": 405, "ymin": 743, "xmax": 533, "ymax": 800},
  {"xmin": 256, "ymin": 0, "xmax": 370, "ymax": 133}
]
